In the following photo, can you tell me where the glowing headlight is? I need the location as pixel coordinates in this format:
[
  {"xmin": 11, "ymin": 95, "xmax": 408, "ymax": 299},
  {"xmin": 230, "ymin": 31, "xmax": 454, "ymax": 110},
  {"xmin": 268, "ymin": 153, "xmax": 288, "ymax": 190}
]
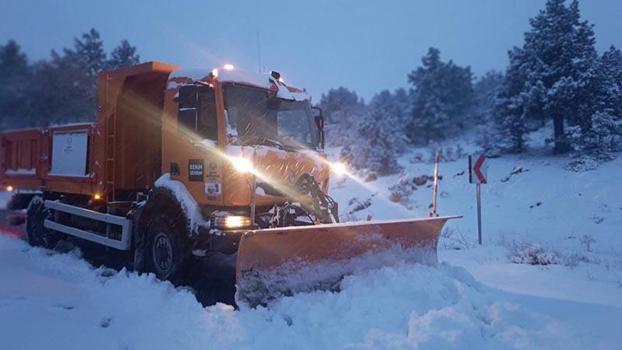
[
  {"xmin": 231, "ymin": 157, "xmax": 254, "ymax": 173},
  {"xmin": 223, "ymin": 63, "xmax": 235, "ymax": 71},
  {"xmin": 6, "ymin": 185, "xmax": 14, "ymax": 192},
  {"xmin": 224, "ymin": 216, "xmax": 252, "ymax": 229},
  {"xmin": 330, "ymin": 162, "xmax": 347, "ymax": 176},
  {"xmin": 213, "ymin": 215, "xmax": 252, "ymax": 229}
]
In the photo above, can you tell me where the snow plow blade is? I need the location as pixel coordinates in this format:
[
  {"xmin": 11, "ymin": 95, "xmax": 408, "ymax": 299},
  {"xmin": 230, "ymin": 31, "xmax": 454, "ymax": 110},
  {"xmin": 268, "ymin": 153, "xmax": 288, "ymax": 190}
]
[{"xmin": 235, "ymin": 216, "xmax": 458, "ymax": 306}]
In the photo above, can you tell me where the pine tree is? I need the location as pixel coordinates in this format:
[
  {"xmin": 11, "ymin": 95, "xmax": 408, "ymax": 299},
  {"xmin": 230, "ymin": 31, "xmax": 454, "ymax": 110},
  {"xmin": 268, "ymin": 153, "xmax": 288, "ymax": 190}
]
[
  {"xmin": 569, "ymin": 46, "xmax": 622, "ymax": 157},
  {"xmin": 26, "ymin": 29, "xmax": 108, "ymax": 125},
  {"xmin": 0, "ymin": 40, "xmax": 30, "ymax": 128},
  {"xmin": 501, "ymin": 0, "xmax": 599, "ymax": 153},
  {"xmin": 28, "ymin": 50, "xmax": 91, "ymax": 125},
  {"xmin": 0, "ymin": 30, "xmax": 143, "ymax": 130},
  {"xmin": 58, "ymin": 28, "xmax": 107, "ymax": 120},
  {"xmin": 346, "ymin": 90, "xmax": 404, "ymax": 175},
  {"xmin": 474, "ymin": 70, "xmax": 504, "ymax": 124},
  {"xmin": 407, "ymin": 47, "xmax": 474, "ymax": 144},
  {"xmin": 72, "ymin": 28, "xmax": 106, "ymax": 78},
  {"xmin": 494, "ymin": 47, "xmax": 539, "ymax": 153},
  {"xmin": 596, "ymin": 46, "xmax": 622, "ymax": 117},
  {"xmin": 389, "ymin": 87, "xmax": 412, "ymax": 149},
  {"xmin": 319, "ymin": 87, "xmax": 366, "ymax": 147},
  {"xmin": 108, "ymin": 40, "xmax": 140, "ymax": 69}
]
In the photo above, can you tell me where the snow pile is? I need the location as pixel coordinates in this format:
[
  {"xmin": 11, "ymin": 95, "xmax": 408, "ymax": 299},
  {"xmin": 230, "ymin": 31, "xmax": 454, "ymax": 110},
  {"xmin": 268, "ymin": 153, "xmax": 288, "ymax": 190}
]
[
  {"xmin": 4, "ymin": 234, "xmax": 617, "ymax": 349},
  {"xmin": 238, "ymin": 244, "xmax": 437, "ymax": 307}
]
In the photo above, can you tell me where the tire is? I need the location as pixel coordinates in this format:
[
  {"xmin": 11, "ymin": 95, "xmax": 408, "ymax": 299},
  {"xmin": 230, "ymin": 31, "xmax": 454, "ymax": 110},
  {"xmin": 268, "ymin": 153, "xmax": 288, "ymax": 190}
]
[
  {"xmin": 26, "ymin": 196, "xmax": 59, "ymax": 248},
  {"xmin": 140, "ymin": 208, "xmax": 190, "ymax": 282}
]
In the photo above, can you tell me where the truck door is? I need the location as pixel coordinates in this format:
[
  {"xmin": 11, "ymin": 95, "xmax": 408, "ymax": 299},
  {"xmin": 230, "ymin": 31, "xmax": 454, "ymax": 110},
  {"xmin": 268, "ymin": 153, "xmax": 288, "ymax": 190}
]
[{"xmin": 174, "ymin": 84, "xmax": 223, "ymax": 205}]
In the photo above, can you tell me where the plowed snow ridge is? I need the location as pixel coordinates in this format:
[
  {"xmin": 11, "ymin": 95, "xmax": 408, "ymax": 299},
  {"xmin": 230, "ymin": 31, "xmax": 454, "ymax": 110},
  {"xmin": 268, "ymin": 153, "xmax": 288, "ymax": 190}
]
[{"xmin": 0, "ymin": 235, "xmax": 620, "ymax": 349}]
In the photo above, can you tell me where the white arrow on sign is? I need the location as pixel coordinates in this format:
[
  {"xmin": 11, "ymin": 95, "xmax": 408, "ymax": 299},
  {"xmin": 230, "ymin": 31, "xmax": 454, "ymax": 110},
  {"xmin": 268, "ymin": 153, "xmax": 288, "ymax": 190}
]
[{"xmin": 469, "ymin": 154, "xmax": 487, "ymax": 184}]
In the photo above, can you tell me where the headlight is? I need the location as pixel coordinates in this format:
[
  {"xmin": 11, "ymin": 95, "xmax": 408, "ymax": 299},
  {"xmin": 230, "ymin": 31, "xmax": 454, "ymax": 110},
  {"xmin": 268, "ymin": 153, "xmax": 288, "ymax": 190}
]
[
  {"xmin": 330, "ymin": 161, "xmax": 347, "ymax": 176},
  {"xmin": 231, "ymin": 157, "xmax": 254, "ymax": 173},
  {"xmin": 213, "ymin": 215, "xmax": 252, "ymax": 229}
]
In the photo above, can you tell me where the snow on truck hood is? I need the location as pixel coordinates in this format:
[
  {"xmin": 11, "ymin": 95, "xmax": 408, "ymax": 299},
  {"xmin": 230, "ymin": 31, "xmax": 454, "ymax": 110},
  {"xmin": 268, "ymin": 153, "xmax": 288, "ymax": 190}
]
[
  {"xmin": 167, "ymin": 68, "xmax": 310, "ymax": 102},
  {"xmin": 224, "ymin": 144, "xmax": 326, "ymax": 170}
]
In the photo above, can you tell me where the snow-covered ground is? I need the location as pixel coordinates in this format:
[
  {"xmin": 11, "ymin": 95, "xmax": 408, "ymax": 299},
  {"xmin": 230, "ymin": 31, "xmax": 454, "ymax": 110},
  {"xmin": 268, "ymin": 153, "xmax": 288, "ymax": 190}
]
[{"xmin": 1, "ymin": 135, "xmax": 621, "ymax": 349}]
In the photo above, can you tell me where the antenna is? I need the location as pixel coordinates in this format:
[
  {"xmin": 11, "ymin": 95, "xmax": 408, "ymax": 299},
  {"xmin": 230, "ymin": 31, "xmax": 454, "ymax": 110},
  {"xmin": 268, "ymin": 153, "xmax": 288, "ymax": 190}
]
[{"xmin": 256, "ymin": 30, "xmax": 262, "ymax": 73}]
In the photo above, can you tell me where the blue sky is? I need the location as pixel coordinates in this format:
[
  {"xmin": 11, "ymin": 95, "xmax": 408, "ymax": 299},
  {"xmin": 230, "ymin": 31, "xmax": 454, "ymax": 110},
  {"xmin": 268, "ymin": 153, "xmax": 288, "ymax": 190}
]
[{"xmin": 1, "ymin": 0, "xmax": 621, "ymax": 101}]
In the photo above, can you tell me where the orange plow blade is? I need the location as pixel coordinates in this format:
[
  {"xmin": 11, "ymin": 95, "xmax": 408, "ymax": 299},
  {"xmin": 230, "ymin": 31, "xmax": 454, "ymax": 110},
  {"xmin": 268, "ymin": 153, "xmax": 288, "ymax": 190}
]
[{"xmin": 235, "ymin": 216, "xmax": 459, "ymax": 306}]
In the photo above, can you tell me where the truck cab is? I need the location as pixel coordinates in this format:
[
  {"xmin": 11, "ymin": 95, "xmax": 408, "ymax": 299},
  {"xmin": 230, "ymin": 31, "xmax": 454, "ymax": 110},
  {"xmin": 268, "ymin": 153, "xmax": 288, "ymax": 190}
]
[{"xmin": 160, "ymin": 66, "xmax": 331, "ymax": 230}]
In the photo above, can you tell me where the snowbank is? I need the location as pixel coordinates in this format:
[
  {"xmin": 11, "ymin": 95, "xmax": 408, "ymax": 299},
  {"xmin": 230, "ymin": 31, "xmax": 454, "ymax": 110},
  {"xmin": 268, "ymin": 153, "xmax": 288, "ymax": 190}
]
[{"xmin": 1, "ymin": 234, "xmax": 621, "ymax": 349}]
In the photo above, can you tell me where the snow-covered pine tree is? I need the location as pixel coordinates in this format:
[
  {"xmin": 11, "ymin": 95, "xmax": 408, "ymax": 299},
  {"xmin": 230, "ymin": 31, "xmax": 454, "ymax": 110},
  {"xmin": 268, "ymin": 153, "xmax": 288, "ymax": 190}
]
[
  {"xmin": 500, "ymin": 0, "xmax": 599, "ymax": 153},
  {"xmin": 494, "ymin": 47, "xmax": 537, "ymax": 153},
  {"xmin": 408, "ymin": 48, "xmax": 447, "ymax": 144},
  {"xmin": 474, "ymin": 70, "xmax": 504, "ymax": 124},
  {"xmin": 346, "ymin": 90, "xmax": 404, "ymax": 175},
  {"xmin": 441, "ymin": 59, "xmax": 475, "ymax": 131},
  {"xmin": 319, "ymin": 87, "xmax": 366, "ymax": 147},
  {"xmin": 570, "ymin": 46, "xmax": 622, "ymax": 157},
  {"xmin": 385, "ymin": 88, "xmax": 410, "ymax": 152},
  {"xmin": 108, "ymin": 40, "xmax": 140, "ymax": 69},
  {"xmin": 407, "ymin": 47, "xmax": 474, "ymax": 145},
  {"xmin": 596, "ymin": 46, "xmax": 622, "ymax": 118},
  {"xmin": 473, "ymin": 70, "xmax": 504, "ymax": 152}
]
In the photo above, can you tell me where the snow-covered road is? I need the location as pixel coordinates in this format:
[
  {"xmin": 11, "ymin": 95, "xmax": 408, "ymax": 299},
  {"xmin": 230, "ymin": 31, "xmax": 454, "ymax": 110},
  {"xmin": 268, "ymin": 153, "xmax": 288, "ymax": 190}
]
[{"xmin": 1, "ymin": 234, "xmax": 621, "ymax": 350}]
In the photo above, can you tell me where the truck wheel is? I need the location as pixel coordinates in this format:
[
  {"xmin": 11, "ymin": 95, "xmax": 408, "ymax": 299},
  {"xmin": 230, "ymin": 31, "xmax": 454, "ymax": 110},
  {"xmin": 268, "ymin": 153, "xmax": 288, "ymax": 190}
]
[
  {"xmin": 142, "ymin": 216, "xmax": 189, "ymax": 281},
  {"xmin": 26, "ymin": 197, "xmax": 58, "ymax": 248}
]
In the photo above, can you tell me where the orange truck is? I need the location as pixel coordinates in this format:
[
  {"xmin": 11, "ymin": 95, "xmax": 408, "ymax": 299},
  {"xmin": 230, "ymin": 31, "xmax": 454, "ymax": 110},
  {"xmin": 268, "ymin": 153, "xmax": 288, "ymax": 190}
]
[{"xmin": 0, "ymin": 62, "xmax": 456, "ymax": 305}]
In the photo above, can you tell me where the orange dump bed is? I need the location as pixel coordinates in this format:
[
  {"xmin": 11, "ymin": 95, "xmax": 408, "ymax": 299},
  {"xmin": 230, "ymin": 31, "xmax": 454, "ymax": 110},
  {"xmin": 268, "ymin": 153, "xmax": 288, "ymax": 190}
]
[{"xmin": 0, "ymin": 62, "xmax": 177, "ymax": 199}]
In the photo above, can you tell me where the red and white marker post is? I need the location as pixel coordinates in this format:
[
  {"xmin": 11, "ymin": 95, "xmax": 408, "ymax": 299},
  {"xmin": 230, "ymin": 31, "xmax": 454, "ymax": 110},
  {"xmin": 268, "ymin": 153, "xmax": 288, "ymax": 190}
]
[{"xmin": 468, "ymin": 154, "xmax": 488, "ymax": 245}]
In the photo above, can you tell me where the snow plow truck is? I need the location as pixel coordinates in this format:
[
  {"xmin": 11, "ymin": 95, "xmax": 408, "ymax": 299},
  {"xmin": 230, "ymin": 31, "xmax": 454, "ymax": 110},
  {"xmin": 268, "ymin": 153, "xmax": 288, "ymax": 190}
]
[{"xmin": 0, "ymin": 62, "xmax": 456, "ymax": 306}]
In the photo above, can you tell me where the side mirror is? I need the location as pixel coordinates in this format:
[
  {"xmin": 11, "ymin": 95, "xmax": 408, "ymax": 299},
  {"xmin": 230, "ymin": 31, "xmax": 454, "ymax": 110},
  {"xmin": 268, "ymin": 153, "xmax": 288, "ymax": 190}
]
[{"xmin": 312, "ymin": 107, "xmax": 325, "ymax": 149}]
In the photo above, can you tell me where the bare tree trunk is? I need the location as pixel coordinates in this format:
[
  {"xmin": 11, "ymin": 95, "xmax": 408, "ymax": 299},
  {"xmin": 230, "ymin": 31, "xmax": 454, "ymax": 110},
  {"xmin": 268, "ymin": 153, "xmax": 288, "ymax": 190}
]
[{"xmin": 553, "ymin": 113, "xmax": 569, "ymax": 154}]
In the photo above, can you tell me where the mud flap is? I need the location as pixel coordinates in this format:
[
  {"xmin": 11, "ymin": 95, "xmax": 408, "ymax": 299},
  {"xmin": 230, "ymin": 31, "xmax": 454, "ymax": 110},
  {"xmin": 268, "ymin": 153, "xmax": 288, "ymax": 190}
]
[{"xmin": 235, "ymin": 216, "xmax": 458, "ymax": 307}]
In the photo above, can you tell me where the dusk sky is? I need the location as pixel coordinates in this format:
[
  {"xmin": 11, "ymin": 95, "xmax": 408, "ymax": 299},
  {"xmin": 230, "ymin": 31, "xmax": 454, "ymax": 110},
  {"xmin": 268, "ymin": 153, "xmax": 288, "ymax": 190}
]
[{"xmin": 2, "ymin": 0, "xmax": 621, "ymax": 101}]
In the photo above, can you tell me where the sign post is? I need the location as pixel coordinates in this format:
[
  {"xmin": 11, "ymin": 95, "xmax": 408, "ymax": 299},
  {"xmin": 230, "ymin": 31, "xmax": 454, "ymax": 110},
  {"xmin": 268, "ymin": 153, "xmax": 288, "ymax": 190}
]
[
  {"xmin": 468, "ymin": 154, "xmax": 487, "ymax": 245},
  {"xmin": 476, "ymin": 183, "xmax": 482, "ymax": 245}
]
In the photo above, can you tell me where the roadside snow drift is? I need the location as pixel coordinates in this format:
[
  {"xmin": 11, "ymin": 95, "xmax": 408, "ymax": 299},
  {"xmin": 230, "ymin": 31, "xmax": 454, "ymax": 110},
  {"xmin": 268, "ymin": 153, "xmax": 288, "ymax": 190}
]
[{"xmin": 1, "ymin": 234, "xmax": 620, "ymax": 350}]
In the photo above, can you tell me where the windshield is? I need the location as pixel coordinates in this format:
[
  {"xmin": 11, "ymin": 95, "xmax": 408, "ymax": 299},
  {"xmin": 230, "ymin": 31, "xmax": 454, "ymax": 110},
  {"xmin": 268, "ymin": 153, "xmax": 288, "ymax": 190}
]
[{"xmin": 223, "ymin": 84, "xmax": 319, "ymax": 149}]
